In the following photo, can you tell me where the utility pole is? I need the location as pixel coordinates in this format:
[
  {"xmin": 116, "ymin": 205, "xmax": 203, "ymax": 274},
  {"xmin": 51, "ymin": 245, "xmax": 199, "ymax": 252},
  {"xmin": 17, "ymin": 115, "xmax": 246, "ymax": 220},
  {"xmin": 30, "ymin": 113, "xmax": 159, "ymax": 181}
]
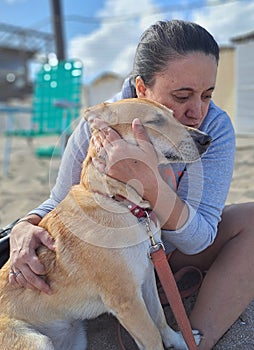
[{"xmin": 51, "ymin": 0, "xmax": 65, "ymax": 60}]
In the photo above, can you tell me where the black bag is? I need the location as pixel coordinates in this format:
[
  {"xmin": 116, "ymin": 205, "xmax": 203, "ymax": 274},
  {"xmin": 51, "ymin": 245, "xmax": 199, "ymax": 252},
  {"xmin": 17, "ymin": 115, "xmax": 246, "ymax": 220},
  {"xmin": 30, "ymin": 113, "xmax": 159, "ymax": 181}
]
[{"xmin": 0, "ymin": 220, "xmax": 19, "ymax": 268}]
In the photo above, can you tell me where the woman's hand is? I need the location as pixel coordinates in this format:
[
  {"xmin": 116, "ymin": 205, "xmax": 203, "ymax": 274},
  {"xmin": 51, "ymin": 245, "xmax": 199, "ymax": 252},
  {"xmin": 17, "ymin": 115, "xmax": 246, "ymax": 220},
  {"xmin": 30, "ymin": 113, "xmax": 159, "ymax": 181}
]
[
  {"xmin": 92, "ymin": 117, "xmax": 161, "ymax": 202},
  {"xmin": 92, "ymin": 117, "xmax": 189, "ymax": 230},
  {"xmin": 9, "ymin": 217, "xmax": 55, "ymax": 294}
]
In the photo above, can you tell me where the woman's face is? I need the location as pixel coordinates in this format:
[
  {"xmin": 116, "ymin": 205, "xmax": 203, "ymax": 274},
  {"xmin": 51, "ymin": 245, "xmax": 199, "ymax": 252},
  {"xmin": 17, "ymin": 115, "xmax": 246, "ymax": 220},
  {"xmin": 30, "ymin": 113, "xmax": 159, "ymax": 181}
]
[{"xmin": 136, "ymin": 53, "xmax": 218, "ymax": 128}]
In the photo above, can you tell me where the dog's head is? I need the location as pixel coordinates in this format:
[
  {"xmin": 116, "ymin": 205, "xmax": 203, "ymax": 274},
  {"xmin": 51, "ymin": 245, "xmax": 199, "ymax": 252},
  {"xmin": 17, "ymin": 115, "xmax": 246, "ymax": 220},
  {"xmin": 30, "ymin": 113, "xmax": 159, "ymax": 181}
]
[{"xmin": 84, "ymin": 98, "xmax": 211, "ymax": 164}]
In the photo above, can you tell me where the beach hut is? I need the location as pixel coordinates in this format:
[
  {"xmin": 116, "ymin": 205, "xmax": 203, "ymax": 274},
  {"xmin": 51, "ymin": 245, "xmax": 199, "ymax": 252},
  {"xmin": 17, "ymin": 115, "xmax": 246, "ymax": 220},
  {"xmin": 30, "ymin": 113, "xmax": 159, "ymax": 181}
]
[
  {"xmin": 84, "ymin": 72, "xmax": 124, "ymax": 107},
  {"xmin": 213, "ymin": 45, "xmax": 235, "ymax": 124},
  {"xmin": 231, "ymin": 31, "xmax": 254, "ymax": 134}
]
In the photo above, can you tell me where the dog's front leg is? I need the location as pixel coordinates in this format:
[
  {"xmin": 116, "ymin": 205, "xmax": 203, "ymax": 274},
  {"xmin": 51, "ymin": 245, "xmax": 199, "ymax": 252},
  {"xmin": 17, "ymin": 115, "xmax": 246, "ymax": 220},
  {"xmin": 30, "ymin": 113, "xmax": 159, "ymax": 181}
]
[
  {"xmin": 142, "ymin": 269, "xmax": 185, "ymax": 349},
  {"xmin": 142, "ymin": 270, "xmax": 200, "ymax": 350},
  {"xmin": 104, "ymin": 290, "xmax": 165, "ymax": 350}
]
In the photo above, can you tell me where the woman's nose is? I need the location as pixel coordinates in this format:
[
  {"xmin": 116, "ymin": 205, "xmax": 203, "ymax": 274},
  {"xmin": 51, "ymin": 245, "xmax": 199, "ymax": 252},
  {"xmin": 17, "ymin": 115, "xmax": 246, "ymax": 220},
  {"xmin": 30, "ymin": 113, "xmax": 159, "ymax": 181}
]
[{"xmin": 186, "ymin": 99, "xmax": 204, "ymax": 122}]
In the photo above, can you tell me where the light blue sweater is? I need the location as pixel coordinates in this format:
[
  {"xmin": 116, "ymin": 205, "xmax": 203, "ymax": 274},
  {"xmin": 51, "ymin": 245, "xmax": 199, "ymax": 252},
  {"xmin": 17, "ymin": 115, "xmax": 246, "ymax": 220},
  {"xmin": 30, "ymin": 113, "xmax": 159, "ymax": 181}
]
[{"xmin": 29, "ymin": 78, "xmax": 235, "ymax": 255}]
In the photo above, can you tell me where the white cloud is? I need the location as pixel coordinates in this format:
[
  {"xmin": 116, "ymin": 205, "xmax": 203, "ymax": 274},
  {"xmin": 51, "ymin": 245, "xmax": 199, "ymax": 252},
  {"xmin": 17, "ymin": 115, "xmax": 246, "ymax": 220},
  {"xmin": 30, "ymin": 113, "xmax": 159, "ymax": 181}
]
[
  {"xmin": 69, "ymin": 0, "xmax": 165, "ymax": 83},
  {"xmin": 111, "ymin": 44, "xmax": 137, "ymax": 77},
  {"xmin": 192, "ymin": 1, "xmax": 254, "ymax": 44},
  {"xmin": 69, "ymin": 0, "xmax": 254, "ymax": 83},
  {"xmin": 70, "ymin": 20, "xmax": 139, "ymax": 82}
]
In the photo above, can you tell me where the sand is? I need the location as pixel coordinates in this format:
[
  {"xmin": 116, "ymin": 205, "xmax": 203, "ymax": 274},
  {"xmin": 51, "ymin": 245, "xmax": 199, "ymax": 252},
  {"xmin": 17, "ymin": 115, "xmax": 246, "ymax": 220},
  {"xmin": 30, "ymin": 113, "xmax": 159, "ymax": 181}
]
[{"xmin": 0, "ymin": 132, "xmax": 254, "ymax": 349}]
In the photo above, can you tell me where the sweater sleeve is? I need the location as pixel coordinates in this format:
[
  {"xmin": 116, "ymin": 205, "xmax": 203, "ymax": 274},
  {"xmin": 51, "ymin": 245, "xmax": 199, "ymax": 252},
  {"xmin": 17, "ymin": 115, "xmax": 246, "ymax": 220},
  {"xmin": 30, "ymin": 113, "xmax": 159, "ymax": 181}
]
[
  {"xmin": 28, "ymin": 118, "xmax": 91, "ymax": 218},
  {"xmin": 162, "ymin": 102, "xmax": 236, "ymax": 255}
]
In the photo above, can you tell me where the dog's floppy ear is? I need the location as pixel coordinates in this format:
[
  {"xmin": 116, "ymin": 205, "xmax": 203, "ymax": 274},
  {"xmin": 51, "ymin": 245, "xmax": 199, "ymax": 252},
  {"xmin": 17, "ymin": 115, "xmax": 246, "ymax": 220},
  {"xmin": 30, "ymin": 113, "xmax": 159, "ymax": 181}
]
[{"xmin": 83, "ymin": 102, "xmax": 118, "ymax": 131}]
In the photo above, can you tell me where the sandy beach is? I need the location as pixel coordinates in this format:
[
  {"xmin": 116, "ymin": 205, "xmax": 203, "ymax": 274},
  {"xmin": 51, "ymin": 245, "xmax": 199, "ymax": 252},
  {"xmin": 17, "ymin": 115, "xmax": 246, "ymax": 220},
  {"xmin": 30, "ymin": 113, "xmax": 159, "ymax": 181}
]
[
  {"xmin": 0, "ymin": 130, "xmax": 254, "ymax": 349},
  {"xmin": 1, "ymin": 132, "xmax": 253, "ymax": 227}
]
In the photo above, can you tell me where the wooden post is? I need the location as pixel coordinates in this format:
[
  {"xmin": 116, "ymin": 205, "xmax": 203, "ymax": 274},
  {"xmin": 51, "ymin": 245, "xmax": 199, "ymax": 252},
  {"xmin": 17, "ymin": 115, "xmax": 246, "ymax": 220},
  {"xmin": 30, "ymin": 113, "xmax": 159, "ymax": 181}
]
[{"xmin": 51, "ymin": 0, "xmax": 65, "ymax": 60}]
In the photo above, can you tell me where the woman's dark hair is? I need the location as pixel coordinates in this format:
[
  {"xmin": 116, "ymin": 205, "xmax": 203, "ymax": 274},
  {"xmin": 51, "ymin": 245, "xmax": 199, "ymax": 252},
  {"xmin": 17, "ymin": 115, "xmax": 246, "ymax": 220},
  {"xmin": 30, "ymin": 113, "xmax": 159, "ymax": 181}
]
[{"xmin": 131, "ymin": 19, "xmax": 219, "ymax": 87}]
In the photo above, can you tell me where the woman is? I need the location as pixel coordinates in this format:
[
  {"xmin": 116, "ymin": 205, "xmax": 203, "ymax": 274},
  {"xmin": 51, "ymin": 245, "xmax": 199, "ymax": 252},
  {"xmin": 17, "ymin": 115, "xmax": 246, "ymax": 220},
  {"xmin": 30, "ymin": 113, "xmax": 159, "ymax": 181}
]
[{"xmin": 9, "ymin": 20, "xmax": 254, "ymax": 349}]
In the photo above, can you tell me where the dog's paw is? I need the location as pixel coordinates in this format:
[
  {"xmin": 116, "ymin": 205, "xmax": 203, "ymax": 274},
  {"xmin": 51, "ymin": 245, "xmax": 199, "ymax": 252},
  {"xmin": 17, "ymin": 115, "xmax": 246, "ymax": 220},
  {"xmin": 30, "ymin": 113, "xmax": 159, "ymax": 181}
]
[
  {"xmin": 192, "ymin": 329, "xmax": 202, "ymax": 346},
  {"xmin": 166, "ymin": 329, "xmax": 201, "ymax": 349}
]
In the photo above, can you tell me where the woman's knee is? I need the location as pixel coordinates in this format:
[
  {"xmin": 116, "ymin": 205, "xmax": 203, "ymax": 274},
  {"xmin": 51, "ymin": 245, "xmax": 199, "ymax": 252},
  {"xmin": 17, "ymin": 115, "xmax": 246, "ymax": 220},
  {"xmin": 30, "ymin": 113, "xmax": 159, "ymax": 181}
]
[
  {"xmin": 220, "ymin": 202, "xmax": 254, "ymax": 236},
  {"xmin": 170, "ymin": 202, "xmax": 254, "ymax": 272}
]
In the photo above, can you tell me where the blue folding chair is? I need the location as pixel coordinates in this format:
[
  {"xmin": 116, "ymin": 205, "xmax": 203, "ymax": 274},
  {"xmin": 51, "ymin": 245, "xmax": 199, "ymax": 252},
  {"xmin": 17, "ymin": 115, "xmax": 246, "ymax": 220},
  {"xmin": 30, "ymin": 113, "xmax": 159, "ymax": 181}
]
[{"xmin": 3, "ymin": 59, "xmax": 83, "ymax": 174}]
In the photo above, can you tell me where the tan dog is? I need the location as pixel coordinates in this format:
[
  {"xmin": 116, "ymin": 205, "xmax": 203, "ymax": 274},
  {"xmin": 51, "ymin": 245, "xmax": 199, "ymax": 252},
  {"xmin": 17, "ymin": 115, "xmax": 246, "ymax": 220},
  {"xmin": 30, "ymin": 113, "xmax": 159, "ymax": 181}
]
[{"xmin": 0, "ymin": 98, "xmax": 211, "ymax": 350}]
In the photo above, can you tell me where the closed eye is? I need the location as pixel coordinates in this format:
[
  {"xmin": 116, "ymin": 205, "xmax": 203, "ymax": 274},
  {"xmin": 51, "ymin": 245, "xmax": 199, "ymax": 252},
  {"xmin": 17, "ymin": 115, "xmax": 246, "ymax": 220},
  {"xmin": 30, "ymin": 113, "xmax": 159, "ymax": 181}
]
[
  {"xmin": 174, "ymin": 96, "xmax": 188, "ymax": 102},
  {"xmin": 145, "ymin": 113, "xmax": 166, "ymax": 126}
]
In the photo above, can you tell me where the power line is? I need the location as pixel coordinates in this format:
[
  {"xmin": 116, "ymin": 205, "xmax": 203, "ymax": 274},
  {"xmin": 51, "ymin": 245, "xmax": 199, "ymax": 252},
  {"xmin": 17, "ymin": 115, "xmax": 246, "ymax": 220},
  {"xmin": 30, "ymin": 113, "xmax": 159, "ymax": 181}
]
[
  {"xmin": 28, "ymin": 0, "xmax": 248, "ymax": 30},
  {"xmin": 64, "ymin": 0, "xmax": 249, "ymax": 24}
]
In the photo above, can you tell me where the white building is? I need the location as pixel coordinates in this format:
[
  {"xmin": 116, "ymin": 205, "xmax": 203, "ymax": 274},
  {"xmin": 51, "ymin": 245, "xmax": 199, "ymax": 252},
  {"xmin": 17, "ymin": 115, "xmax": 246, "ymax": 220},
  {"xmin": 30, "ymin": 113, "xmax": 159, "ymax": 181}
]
[
  {"xmin": 84, "ymin": 72, "xmax": 124, "ymax": 107},
  {"xmin": 232, "ymin": 31, "xmax": 254, "ymax": 134}
]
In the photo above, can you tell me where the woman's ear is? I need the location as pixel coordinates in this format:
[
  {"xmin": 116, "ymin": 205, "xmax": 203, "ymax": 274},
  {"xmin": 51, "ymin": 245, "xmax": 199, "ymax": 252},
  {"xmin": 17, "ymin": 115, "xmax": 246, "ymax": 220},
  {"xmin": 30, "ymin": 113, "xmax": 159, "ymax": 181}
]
[{"xmin": 135, "ymin": 76, "xmax": 147, "ymax": 97}]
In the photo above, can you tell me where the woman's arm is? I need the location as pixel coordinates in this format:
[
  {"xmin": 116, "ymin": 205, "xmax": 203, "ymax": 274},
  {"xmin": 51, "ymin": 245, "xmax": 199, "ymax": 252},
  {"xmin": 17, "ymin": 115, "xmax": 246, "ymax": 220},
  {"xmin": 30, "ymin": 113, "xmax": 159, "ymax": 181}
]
[
  {"xmin": 93, "ymin": 107, "xmax": 235, "ymax": 256},
  {"xmin": 164, "ymin": 107, "xmax": 235, "ymax": 254},
  {"xmin": 93, "ymin": 118, "xmax": 190, "ymax": 230}
]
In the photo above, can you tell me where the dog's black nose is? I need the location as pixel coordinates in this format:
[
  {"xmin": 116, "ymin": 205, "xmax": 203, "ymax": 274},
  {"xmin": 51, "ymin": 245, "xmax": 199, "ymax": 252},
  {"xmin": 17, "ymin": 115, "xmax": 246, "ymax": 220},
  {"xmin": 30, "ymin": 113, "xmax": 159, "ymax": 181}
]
[
  {"xmin": 188, "ymin": 129, "xmax": 212, "ymax": 148},
  {"xmin": 197, "ymin": 134, "xmax": 212, "ymax": 147}
]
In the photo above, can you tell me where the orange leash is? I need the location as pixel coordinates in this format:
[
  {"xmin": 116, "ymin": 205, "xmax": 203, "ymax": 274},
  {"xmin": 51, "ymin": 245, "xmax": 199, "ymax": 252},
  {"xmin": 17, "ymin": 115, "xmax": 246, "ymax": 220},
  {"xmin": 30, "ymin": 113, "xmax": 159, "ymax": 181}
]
[
  {"xmin": 115, "ymin": 208, "xmax": 198, "ymax": 349},
  {"xmin": 151, "ymin": 248, "xmax": 198, "ymax": 350},
  {"xmin": 117, "ymin": 247, "xmax": 199, "ymax": 350}
]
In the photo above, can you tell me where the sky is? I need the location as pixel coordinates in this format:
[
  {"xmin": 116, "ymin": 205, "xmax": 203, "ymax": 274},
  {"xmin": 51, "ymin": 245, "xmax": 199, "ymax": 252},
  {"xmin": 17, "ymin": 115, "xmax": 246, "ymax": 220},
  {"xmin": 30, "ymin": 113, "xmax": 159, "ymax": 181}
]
[{"xmin": 0, "ymin": 0, "xmax": 254, "ymax": 83}]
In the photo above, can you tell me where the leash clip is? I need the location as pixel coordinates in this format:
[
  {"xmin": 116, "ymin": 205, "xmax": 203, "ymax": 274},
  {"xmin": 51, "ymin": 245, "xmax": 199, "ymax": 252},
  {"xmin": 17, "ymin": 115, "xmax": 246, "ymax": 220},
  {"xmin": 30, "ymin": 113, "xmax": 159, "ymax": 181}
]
[
  {"xmin": 148, "ymin": 242, "xmax": 165, "ymax": 259},
  {"xmin": 144, "ymin": 210, "xmax": 165, "ymax": 258}
]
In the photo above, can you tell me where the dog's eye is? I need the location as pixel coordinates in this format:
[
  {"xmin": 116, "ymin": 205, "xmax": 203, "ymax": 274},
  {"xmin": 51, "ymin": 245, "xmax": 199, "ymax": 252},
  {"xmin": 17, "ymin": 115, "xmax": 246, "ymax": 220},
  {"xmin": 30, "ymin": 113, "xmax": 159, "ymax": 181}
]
[{"xmin": 146, "ymin": 113, "xmax": 165, "ymax": 126}]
